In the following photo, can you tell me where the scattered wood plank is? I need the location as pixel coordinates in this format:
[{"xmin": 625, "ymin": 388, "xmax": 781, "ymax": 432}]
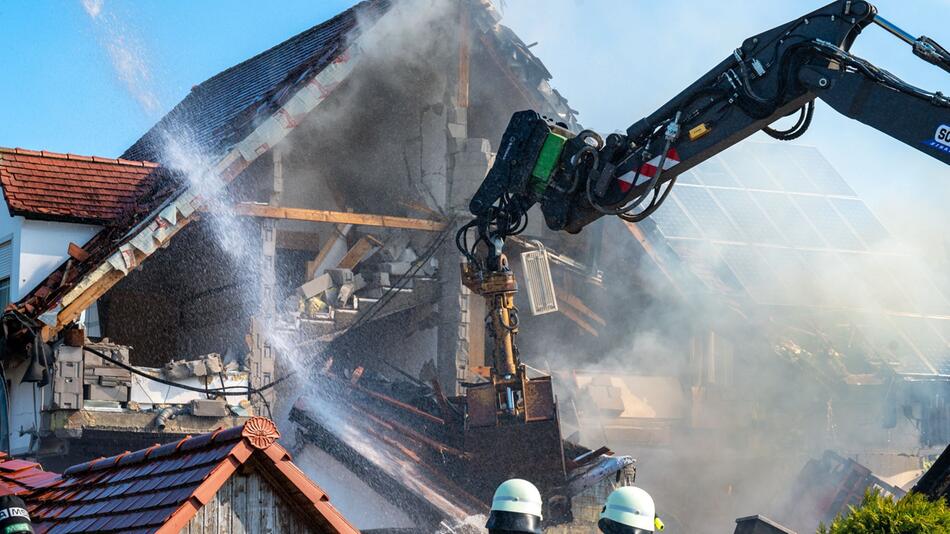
[
  {"xmin": 398, "ymin": 200, "xmax": 443, "ymax": 219},
  {"xmin": 56, "ymin": 269, "xmax": 126, "ymax": 333},
  {"xmin": 559, "ymin": 305, "xmax": 599, "ymax": 337},
  {"xmin": 337, "ymin": 235, "xmax": 383, "ymax": 270},
  {"xmin": 557, "ymin": 288, "xmax": 606, "ymax": 327},
  {"xmin": 306, "ymin": 224, "xmax": 349, "ymax": 280}
]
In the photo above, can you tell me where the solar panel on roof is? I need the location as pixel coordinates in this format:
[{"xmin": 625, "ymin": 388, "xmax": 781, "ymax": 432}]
[
  {"xmin": 748, "ymin": 144, "xmax": 819, "ymax": 193},
  {"xmin": 757, "ymin": 247, "xmax": 812, "ymax": 305},
  {"xmin": 636, "ymin": 142, "xmax": 950, "ymax": 377},
  {"xmin": 651, "ymin": 193, "xmax": 703, "ymax": 238},
  {"xmin": 719, "ymin": 145, "xmax": 781, "ymax": 190},
  {"xmin": 717, "ymin": 244, "xmax": 784, "ymax": 303},
  {"xmin": 881, "ymin": 256, "xmax": 950, "ymax": 315},
  {"xmin": 750, "ymin": 191, "xmax": 826, "ymax": 248},
  {"xmin": 783, "ymin": 145, "xmax": 856, "ymax": 196},
  {"xmin": 838, "ymin": 253, "xmax": 912, "ymax": 312},
  {"xmin": 711, "ymin": 189, "xmax": 785, "ymax": 244},
  {"xmin": 675, "ymin": 170, "xmax": 702, "ymax": 185},
  {"xmin": 855, "ymin": 317, "xmax": 932, "ymax": 374},
  {"xmin": 791, "ymin": 195, "xmax": 865, "ymax": 250},
  {"xmin": 668, "ymin": 241, "xmax": 742, "ymax": 294},
  {"xmin": 830, "ymin": 198, "xmax": 891, "ymax": 247},
  {"xmin": 673, "ymin": 186, "xmax": 742, "ymax": 241},
  {"xmin": 691, "ymin": 158, "xmax": 740, "ymax": 187},
  {"xmin": 891, "ymin": 316, "xmax": 943, "ymax": 374}
]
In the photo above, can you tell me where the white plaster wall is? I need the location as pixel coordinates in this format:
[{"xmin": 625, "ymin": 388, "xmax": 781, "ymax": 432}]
[{"xmin": 18, "ymin": 219, "xmax": 100, "ymax": 299}]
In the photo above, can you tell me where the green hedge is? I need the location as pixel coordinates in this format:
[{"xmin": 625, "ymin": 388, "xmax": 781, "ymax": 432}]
[{"xmin": 818, "ymin": 490, "xmax": 950, "ymax": 533}]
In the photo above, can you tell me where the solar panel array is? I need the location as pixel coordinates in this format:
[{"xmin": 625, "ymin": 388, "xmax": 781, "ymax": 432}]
[{"xmin": 648, "ymin": 142, "xmax": 950, "ymax": 375}]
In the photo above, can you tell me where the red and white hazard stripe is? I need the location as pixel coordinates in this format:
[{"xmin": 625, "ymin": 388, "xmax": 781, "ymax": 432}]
[{"xmin": 616, "ymin": 148, "xmax": 680, "ymax": 192}]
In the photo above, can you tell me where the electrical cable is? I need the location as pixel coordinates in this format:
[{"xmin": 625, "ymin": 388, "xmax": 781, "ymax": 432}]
[
  {"xmin": 290, "ymin": 219, "xmax": 457, "ymax": 381},
  {"xmin": 5, "ymin": 303, "xmax": 287, "ymax": 412},
  {"xmin": 83, "ymin": 346, "xmax": 287, "ymax": 397},
  {"xmin": 349, "ymin": 218, "xmax": 455, "ymax": 332}
]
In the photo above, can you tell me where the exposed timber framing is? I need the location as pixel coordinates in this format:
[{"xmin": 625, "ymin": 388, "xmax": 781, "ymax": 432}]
[
  {"xmin": 337, "ymin": 235, "xmax": 383, "ymax": 270},
  {"xmin": 225, "ymin": 203, "xmax": 447, "ymax": 231},
  {"xmin": 31, "ymin": 30, "xmax": 371, "ymax": 339},
  {"xmin": 559, "ymin": 305, "xmax": 599, "ymax": 337},
  {"xmin": 556, "ymin": 287, "xmax": 606, "ymax": 328},
  {"xmin": 307, "ymin": 224, "xmax": 350, "ymax": 280}
]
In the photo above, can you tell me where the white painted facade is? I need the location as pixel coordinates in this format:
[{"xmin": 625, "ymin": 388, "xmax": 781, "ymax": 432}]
[
  {"xmin": 0, "ymin": 187, "xmax": 103, "ymax": 455},
  {"xmin": 18, "ymin": 220, "xmax": 99, "ymax": 300},
  {"xmin": 0, "ymin": 194, "xmax": 101, "ymax": 302}
]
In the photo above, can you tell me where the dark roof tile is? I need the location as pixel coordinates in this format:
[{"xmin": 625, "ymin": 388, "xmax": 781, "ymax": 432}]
[
  {"xmin": 19, "ymin": 418, "xmax": 359, "ymax": 533},
  {"xmin": 122, "ymin": 0, "xmax": 389, "ymax": 163}
]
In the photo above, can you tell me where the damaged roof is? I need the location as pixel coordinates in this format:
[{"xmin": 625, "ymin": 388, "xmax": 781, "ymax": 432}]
[
  {"xmin": 289, "ymin": 371, "xmax": 625, "ymax": 527},
  {"xmin": 10, "ymin": 0, "xmax": 579, "ymax": 334},
  {"xmin": 0, "ymin": 148, "xmax": 161, "ymax": 225},
  {"xmin": 123, "ymin": 0, "xmax": 390, "ymax": 163},
  {"xmin": 24, "ymin": 417, "xmax": 356, "ymax": 534},
  {"xmin": 291, "ymin": 387, "xmax": 486, "ymax": 525},
  {"xmin": 122, "ymin": 0, "xmax": 576, "ymax": 164}
]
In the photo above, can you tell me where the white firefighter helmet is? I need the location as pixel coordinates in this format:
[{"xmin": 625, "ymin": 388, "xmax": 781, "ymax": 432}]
[
  {"xmin": 599, "ymin": 486, "xmax": 657, "ymax": 532},
  {"xmin": 485, "ymin": 478, "xmax": 543, "ymax": 533}
]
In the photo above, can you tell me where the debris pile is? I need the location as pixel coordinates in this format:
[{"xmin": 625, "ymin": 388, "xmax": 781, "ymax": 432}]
[{"xmin": 280, "ymin": 230, "xmax": 440, "ymax": 341}]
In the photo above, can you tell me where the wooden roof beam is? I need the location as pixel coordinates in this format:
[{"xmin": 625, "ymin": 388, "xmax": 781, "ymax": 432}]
[{"xmin": 220, "ymin": 203, "xmax": 447, "ymax": 232}]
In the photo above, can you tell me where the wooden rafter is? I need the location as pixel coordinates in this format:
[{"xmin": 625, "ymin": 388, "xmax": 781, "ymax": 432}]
[
  {"xmin": 557, "ymin": 288, "xmax": 606, "ymax": 327},
  {"xmin": 559, "ymin": 305, "xmax": 599, "ymax": 337},
  {"xmin": 221, "ymin": 203, "xmax": 447, "ymax": 232}
]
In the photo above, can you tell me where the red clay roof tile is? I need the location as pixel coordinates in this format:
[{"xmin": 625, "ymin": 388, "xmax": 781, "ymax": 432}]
[
  {"xmin": 0, "ymin": 454, "xmax": 59, "ymax": 497},
  {"xmin": 0, "ymin": 148, "xmax": 160, "ymax": 224}
]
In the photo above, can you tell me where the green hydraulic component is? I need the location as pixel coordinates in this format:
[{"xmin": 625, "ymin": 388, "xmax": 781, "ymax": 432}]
[{"xmin": 529, "ymin": 131, "xmax": 567, "ymax": 194}]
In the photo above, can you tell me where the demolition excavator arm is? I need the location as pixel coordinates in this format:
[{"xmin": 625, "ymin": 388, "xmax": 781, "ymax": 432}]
[
  {"xmin": 453, "ymin": 1, "xmax": 949, "ymax": 487},
  {"xmin": 464, "ymin": 0, "xmax": 950, "ymax": 246}
]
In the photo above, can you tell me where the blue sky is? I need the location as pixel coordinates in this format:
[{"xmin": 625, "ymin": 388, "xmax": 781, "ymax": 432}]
[
  {"xmin": 1, "ymin": 0, "xmax": 948, "ymax": 247},
  {"xmin": 0, "ymin": 1, "xmax": 357, "ymax": 156}
]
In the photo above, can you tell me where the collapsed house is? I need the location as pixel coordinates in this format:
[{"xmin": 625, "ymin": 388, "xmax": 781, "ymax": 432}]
[
  {"xmin": 0, "ymin": 0, "xmax": 634, "ymax": 530},
  {"xmin": 0, "ymin": 0, "xmax": 946, "ymax": 532}
]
